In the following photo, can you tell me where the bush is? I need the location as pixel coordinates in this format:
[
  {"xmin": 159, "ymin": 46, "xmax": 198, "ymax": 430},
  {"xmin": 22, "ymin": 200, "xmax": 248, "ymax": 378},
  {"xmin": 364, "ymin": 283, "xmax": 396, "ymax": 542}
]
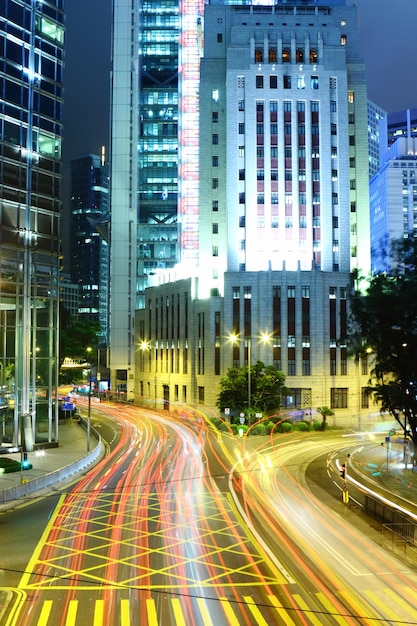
[
  {"xmin": 312, "ymin": 420, "xmax": 322, "ymax": 431},
  {"xmin": 295, "ymin": 420, "xmax": 309, "ymax": 431},
  {"xmin": 279, "ymin": 421, "xmax": 293, "ymax": 433},
  {"xmin": 251, "ymin": 423, "xmax": 266, "ymax": 436},
  {"xmin": 265, "ymin": 421, "xmax": 275, "ymax": 435}
]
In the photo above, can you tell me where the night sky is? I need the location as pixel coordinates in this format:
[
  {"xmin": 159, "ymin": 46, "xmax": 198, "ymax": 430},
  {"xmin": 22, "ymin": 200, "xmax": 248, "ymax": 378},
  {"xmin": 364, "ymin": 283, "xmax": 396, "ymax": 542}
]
[{"xmin": 63, "ymin": 0, "xmax": 417, "ymax": 166}]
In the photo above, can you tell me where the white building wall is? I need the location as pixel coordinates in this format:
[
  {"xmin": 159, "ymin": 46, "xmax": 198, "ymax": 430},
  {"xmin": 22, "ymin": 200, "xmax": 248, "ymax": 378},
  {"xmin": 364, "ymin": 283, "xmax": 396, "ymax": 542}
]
[{"xmin": 110, "ymin": 0, "xmax": 139, "ymax": 392}]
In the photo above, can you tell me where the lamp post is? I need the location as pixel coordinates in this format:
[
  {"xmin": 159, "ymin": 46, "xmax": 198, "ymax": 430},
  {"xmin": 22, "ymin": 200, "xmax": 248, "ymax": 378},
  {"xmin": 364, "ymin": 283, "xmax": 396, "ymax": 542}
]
[
  {"xmin": 86, "ymin": 347, "xmax": 92, "ymax": 453},
  {"xmin": 228, "ymin": 332, "xmax": 272, "ymax": 426}
]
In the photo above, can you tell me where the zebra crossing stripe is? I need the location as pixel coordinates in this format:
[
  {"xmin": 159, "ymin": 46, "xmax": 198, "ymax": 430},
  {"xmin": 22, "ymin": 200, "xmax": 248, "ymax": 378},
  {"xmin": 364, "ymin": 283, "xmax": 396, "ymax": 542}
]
[{"xmin": 65, "ymin": 600, "xmax": 78, "ymax": 626}]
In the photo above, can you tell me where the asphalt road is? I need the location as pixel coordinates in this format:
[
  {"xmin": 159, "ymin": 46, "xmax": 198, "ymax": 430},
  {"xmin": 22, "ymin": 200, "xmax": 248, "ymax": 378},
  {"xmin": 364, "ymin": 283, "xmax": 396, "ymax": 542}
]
[{"xmin": 2, "ymin": 405, "xmax": 417, "ymax": 626}]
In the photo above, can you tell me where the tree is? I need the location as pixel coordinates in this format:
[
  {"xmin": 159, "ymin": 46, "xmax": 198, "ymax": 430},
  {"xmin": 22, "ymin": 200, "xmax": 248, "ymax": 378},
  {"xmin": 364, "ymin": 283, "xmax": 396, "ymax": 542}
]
[
  {"xmin": 317, "ymin": 406, "xmax": 334, "ymax": 430},
  {"xmin": 349, "ymin": 239, "xmax": 417, "ymax": 448},
  {"xmin": 59, "ymin": 307, "xmax": 101, "ymax": 366},
  {"xmin": 217, "ymin": 361, "xmax": 288, "ymax": 415}
]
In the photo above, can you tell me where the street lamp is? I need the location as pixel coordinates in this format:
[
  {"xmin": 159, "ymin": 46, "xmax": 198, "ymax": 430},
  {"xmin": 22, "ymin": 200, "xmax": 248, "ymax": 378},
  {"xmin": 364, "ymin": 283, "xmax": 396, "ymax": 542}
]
[
  {"xmin": 86, "ymin": 347, "xmax": 92, "ymax": 452},
  {"xmin": 228, "ymin": 332, "xmax": 272, "ymax": 425}
]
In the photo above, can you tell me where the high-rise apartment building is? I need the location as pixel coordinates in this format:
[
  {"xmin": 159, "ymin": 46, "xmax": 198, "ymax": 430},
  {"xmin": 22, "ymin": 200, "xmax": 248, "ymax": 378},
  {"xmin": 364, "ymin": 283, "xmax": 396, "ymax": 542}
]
[
  {"xmin": 113, "ymin": 0, "xmax": 373, "ymax": 419},
  {"xmin": 0, "ymin": 0, "xmax": 64, "ymax": 448}
]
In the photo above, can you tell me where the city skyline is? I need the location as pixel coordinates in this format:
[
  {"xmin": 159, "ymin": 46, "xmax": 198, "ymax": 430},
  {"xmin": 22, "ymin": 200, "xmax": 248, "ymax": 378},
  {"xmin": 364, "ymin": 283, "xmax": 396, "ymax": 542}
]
[{"xmin": 63, "ymin": 0, "xmax": 417, "ymax": 165}]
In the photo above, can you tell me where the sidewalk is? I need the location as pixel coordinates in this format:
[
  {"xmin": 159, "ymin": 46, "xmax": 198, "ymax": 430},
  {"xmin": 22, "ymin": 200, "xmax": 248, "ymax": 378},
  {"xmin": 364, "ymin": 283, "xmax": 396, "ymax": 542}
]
[{"xmin": 0, "ymin": 418, "xmax": 102, "ymax": 508}]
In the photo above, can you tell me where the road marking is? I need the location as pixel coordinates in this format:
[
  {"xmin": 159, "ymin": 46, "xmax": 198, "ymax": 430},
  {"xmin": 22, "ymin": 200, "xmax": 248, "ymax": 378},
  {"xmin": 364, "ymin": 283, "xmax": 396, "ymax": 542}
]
[
  {"xmin": 384, "ymin": 587, "xmax": 417, "ymax": 621},
  {"xmin": 315, "ymin": 592, "xmax": 351, "ymax": 625},
  {"xmin": 38, "ymin": 600, "xmax": 52, "ymax": 626},
  {"xmin": 293, "ymin": 594, "xmax": 323, "ymax": 626},
  {"xmin": 146, "ymin": 598, "xmax": 158, "ymax": 625},
  {"xmin": 172, "ymin": 598, "xmax": 186, "ymax": 626},
  {"xmin": 120, "ymin": 598, "xmax": 130, "ymax": 626},
  {"xmin": 364, "ymin": 590, "xmax": 410, "ymax": 625},
  {"xmin": 93, "ymin": 599, "xmax": 104, "ymax": 626},
  {"xmin": 197, "ymin": 598, "xmax": 214, "ymax": 625},
  {"xmin": 65, "ymin": 600, "xmax": 78, "ymax": 626},
  {"xmin": 219, "ymin": 598, "xmax": 240, "ymax": 626},
  {"xmin": 267, "ymin": 594, "xmax": 297, "ymax": 626},
  {"xmin": 243, "ymin": 596, "xmax": 269, "ymax": 626}
]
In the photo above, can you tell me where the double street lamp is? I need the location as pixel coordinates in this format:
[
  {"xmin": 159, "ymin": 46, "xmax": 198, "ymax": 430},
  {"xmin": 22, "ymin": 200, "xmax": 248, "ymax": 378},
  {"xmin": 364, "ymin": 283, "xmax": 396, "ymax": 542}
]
[{"xmin": 228, "ymin": 332, "xmax": 271, "ymax": 423}]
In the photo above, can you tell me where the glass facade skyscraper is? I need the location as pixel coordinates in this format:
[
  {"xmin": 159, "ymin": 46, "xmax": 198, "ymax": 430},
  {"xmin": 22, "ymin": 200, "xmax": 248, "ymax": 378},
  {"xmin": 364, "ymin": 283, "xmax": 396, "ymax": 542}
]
[
  {"xmin": 0, "ymin": 0, "xmax": 64, "ymax": 448},
  {"xmin": 137, "ymin": 0, "xmax": 179, "ymax": 302}
]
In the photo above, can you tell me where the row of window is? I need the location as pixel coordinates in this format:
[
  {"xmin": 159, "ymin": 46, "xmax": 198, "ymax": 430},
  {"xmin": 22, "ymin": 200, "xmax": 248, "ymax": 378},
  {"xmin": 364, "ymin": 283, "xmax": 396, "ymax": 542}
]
[
  {"xmin": 254, "ymin": 48, "xmax": 318, "ymax": 64},
  {"xmin": 256, "ymin": 75, "xmax": 319, "ymax": 90}
]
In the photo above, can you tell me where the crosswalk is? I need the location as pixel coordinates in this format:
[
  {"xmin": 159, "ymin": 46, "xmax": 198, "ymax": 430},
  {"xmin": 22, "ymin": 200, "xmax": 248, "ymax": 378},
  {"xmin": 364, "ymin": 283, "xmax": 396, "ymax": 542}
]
[{"xmin": 10, "ymin": 587, "xmax": 417, "ymax": 626}]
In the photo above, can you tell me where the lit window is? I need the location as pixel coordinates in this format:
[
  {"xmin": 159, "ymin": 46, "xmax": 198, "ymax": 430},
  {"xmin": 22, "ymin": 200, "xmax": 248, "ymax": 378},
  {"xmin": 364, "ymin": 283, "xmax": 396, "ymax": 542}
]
[
  {"xmin": 341, "ymin": 34, "xmax": 347, "ymax": 46},
  {"xmin": 297, "ymin": 75, "xmax": 305, "ymax": 90},
  {"xmin": 212, "ymin": 89, "xmax": 219, "ymax": 102}
]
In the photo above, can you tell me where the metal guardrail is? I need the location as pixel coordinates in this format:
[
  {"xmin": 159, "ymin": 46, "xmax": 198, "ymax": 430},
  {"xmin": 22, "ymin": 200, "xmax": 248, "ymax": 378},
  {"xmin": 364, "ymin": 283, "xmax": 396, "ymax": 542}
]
[
  {"xmin": 0, "ymin": 432, "xmax": 103, "ymax": 504},
  {"xmin": 382, "ymin": 523, "xmax": 417, "ymax": 563}
]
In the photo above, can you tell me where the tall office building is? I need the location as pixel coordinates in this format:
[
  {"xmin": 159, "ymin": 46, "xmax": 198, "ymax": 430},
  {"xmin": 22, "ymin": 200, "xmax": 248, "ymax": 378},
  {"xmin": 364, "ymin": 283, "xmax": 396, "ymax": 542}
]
[
  {"xmin": 367, "ymin": 99, "xmax": 386, "ymax": 180},
  {"xmin": 369, "ymin": 109, "xmax": 417, "ymax": 274},
  {"xmin": 69, "ymin": 152, "xmax": 109, "ymax": 341},
  {"xmin": 113, "ymin": 0, "xmax": 373, "ymax": 418},
  {"xmin": 111, "ymin": 0, "xmax": 205, "ymax": 395},
  {"xmin": 0, "ymin": 0, "xmax": 64, "ymax": 447}
]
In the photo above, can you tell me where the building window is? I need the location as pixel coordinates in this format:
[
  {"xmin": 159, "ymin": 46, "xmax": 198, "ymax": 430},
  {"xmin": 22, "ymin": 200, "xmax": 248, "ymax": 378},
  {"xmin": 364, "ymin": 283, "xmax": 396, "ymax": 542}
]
[
  {"xmin": 349, "ymin": 135, "xmax": 355, "ymax": 146},
  {"xmin": 239, "ymin": 169, "xmax": 245, "ymax": 180},
  {"xmin": 212, "ymin": 89, "xmax": 219, "ymax": 102},
  {"xmin": 238, "ymin": 99, "xmax": 245, "ymax": 111},
  {"xmin": 270, "ymin": 75, "xmax": 277, "ymax": 89},
  {"xmin": 212, "ymin": 156, "xmax": 218, "ymax": 167},
  {"xmin": 310, "ymin": 49, "xmax": 318, "ymax": 63},
  {"xmin": 271, "ymin": 169, "xmax": 278, "ymax": 181},
  {"xmin": 297, "ymin": 76, "xmax": 305, "ymax": 90},
  {"xmin": 212, "ymin": 134, "xmax": 218, "ymax": 145},
  {"xmin": 311, "ymin": 76, "xmax": 319, "ymax": 90},
  {"xmin": 238, "ymin": 146, "xmax": 245, "ymax": 157},
  {"xmin": 212, "ymin": 245, "xmax": 219, "ymax": 257},
  {"xmin": 350, "ymin": 157, "xmax": 356, "ymax": 168},
  {"xmin": 296, "ymin": 48, "xmax": 304, "ymax": 63},
  {"xmin": 239, "ymin": 122, "xmax": 245, "ymax": 134},
  {"xmin": 331, "ymin": 123, "xmax": 337, "ymax": 136},
  {"xmin": 269, "ymin": 48, "xmax": 277, "ymax": 63},
  {"xmin": 212, "ymin": 112, "xmax": 218, "ymax": 123},
  {"xmin": 239, "ymin": 192, "xmax": 245, "ymax": 204},
  {"xmin": 283, "ymin": 75, "xmax": 291, "ymax": 89},
  {"xmin": 350, "ymin": 179, "xmax": 356, "ymax": 190},
  {"xmin": 257, "ymin": 169, "xmax": 264, "ymax": 180},
  {"xmin": 212, "ymin": 223, "xmax": 218, "ymax": 234},
  {"xmin": 361, "ymin": 387, "xmax": 369, "ymax": 409},
  {"xmin": 282, "ymin": 48, "xmax": 291, "ymax": 63},
  {"xmin": 212, "ymin": 178, "xmax": 218, "ymax": 189},
  {"xmin": 284, "ymin": 100, "xmax": 292, "ymax": 112},
  {"xmin": 331, "ymin": 388, "xmax": 348, "ymax": 409},
  {"xmin": 256, "ymin": 76, "xmax": 264, "ymax": 89},
  {"xmin": 255, "ymin": 48, "xmax": 263, "ymax": 63},
  {"xmin": 217, "ymin": 33, "xmax": 223, "ymax": 43},
  {"xmin": 212, "ymin": 200, "xmax": 218, "ymax": 211},
  {"xmin": 330, "ymin": 100, "xmax": 337, "ymax": 112},
  {"xmin": 348, "ymin": 91, "xmax": 354, "ymax": 103},
  {"xmin": 341, "ymin": 34, "xmax": 347, "ymax": 46}
]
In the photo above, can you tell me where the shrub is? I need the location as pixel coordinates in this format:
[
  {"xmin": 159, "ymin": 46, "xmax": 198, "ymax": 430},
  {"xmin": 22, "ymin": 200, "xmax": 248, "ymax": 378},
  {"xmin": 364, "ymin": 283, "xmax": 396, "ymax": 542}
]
[
  {"xmin": 312, "ymin": 420, "xmax": 322, "ymax": 431},
  {"xmin": 295, "ymin": 420, "xmax": 309, "ymax": 431},
  {"xmin": 251, "ymin": 423, "xmax": 266, "ymax": 436},
  {"xmin": 279, "ymin": 421, "xmax": 293, "ymax": 433}
]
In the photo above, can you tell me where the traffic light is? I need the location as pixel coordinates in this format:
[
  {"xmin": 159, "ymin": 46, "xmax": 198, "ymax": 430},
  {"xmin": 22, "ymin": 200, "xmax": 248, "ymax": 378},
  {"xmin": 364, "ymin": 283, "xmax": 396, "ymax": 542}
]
[{"xmin": 340, "ymin": 464, "xmax": 346, "ymax": 479}]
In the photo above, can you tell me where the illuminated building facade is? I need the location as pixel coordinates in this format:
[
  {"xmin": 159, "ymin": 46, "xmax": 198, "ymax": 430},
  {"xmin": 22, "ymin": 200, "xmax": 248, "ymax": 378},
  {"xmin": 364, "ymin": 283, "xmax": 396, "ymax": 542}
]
[
  {"xmin": 0, "ymin": 0, "xmax": 64, "ymax": 447},
  {"xmin": 111, "ymin": 0, "xmax": 206, "ymax": 394},
  {"xmin": 69, "ymin": 152, "xmax": 109, "ymax": 341},
  {"xmin": 134, "ymin": 0, "xmax": 374, "ymax": 422}
]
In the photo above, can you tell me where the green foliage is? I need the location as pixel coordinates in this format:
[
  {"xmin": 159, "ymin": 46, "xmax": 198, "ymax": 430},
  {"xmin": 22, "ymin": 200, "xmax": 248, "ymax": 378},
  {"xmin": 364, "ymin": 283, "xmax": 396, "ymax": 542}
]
[
  {"xmin": 60, "ymin": 306, "xmax": 101, "ymax": 366},
  {"xmin": 251, "ymin": 423, "xmax": 266, "ymax": 436},
  {"xmin": 217, "ymin": 361, "xmax": 288, "ymax": 414},
  {"xmin": 295, "ymin": 420, "xmax": 309, "ymax": 431},
  {"xmin": 265, "ymin": 421, "xmax": 275, "ymax": 435},
  {"xmin": 317, "ymin": 406, "xmax": 334, "ymax": 428},
  {"xmin": 312, "ymin": 421, "xmax": 322, "ymax": 431},
  {"xmin": 349, "ymin": 239, "xmax": 417, "ymax": 447},
  {"xmin": 279, "ymin": 421, "xmax": 293, "ymax": 433}
]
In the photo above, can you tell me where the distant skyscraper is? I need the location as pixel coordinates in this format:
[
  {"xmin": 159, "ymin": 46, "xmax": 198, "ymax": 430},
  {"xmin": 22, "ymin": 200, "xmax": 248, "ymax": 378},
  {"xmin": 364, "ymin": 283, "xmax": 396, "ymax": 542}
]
[
  {"xmin": 370, "ymin": 133, "xmax": 417, "ymax": 274},
  {"xmin": 132, "ymin": 0, "xmax": 373, "ymax": 417},
  {"xmin": 69, "ymin": 152, "xmax": 109, "ymax": 342},
  {"xmin": 0, "ymin": 0, "xmax": 64, "ymax": 447},
  {"xmin": 367, "ymin": 99, "xmax": 386, "ymax": 180}
]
